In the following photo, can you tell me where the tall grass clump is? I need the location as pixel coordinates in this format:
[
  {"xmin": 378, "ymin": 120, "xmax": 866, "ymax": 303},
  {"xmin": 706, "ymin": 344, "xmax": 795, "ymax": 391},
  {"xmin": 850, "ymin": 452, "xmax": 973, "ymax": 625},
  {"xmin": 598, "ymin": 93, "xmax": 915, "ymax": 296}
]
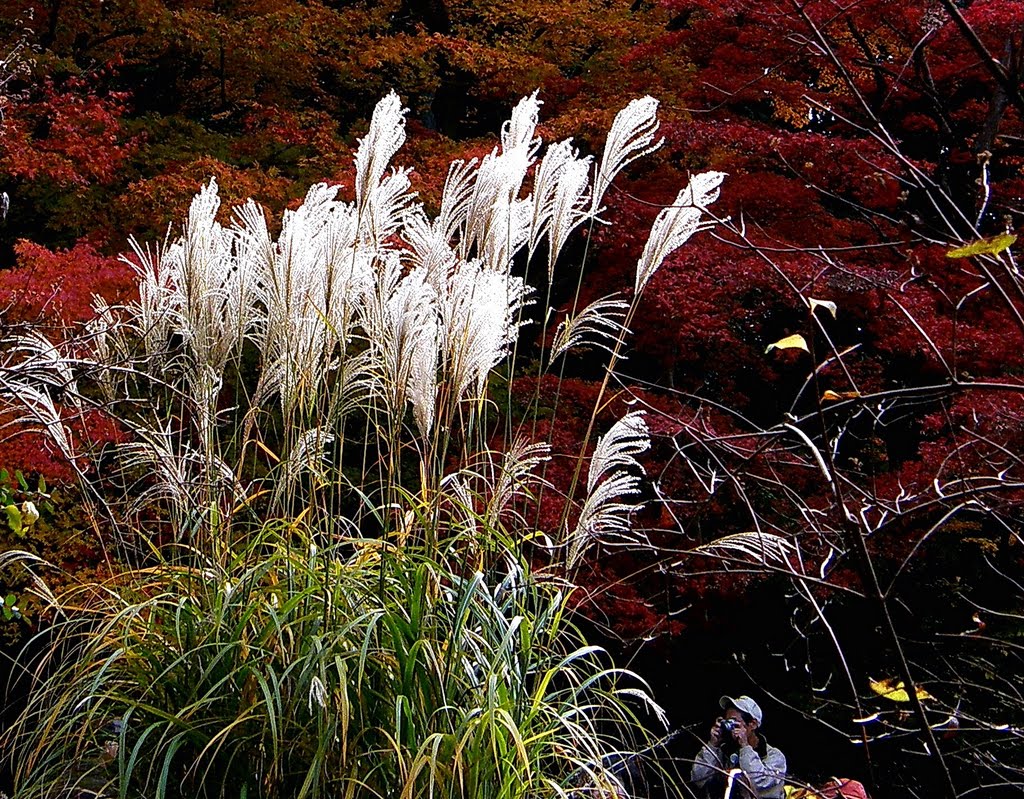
[{"xmin": 0, "ymin": 92, "xmax": 722, "ymax": 798}]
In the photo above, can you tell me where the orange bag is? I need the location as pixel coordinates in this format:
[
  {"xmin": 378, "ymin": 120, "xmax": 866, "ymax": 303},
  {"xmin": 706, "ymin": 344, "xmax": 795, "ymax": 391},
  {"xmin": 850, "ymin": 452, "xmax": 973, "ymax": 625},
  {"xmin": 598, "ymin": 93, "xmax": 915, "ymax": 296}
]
[
  {"xmin": 785, "ymin": 778, "xmax": 869, "ymax": 799},
  {"xmin": 816, "ymin": 779, "xmax": 869, "ymax": 799}
]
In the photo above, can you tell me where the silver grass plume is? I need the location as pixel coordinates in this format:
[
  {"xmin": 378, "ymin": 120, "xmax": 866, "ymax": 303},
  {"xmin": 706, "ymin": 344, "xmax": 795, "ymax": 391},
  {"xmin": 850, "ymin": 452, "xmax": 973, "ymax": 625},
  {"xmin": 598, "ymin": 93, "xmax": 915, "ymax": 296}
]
[
  {"xmin": 634, "ymin": 170, "xmax": 726, "ymax": 294},
  {"xmin": 119, "ymin": 422, "xmax": 242, "ymax": 536},
  {"xmin": 440, "ymin": 260, "xmax": 528, "ymax": 402},
  {"xmin": 274, "ymin": 426, "xmax": 336, "ymax": 507},
  {"xmin": 568, "ymin": 411, "xmax": 650, "ymax": 569},
  {"xmin": 551, "ymin": 296, "xmax": 630, "ymax": 360},
  {"xmin": 123, "ymin": 236, "xmax": 177, "ymax": 366},
  {"xmin": 85, "ymin": 298, "xmax": 123, "ymax": 402},
  {"xmin": 436, "ymin": 158, "xmax": 479, "ymax": 243},
  {"xmin": 528, "ymin": 139, "xmax": 593, "ymax": 281},
  {"xmin": 501, "ymin": 89, "xmax": 542, "ymax": 154},
  {"xmin": 166, "ymin": 180, "xmax": 257, "ymax": 445},
  {"xmin": 363, "ymin": 254, "xmax": 439, "ymax": 434},
  {"xmin": 587, "ymin": 411, "xmax": 650, "ymax": 493},
  {"xmin": 544, "ymin": 152, "xmax": 592, "ymax": 280},
  {"xmin": 360, "ymin": 167, "xmax": 416, "ymax": 248},
  {"xmin": 694, "ymin": 531, "xmax": 795, "ymax": 567},
  {"xmin": 401, "ymin": 208, "xmax": 458, "ymax": 293},
  {"xmin": 256, "ymin": 183, "xmax": 342, "ymax": 410},
  {"xmin": 484, "ymin": 438, "xmax": 551, "ymax": 530},
  {"xmin": 354, "ymin": 91, "xmax": 407, "ymax": 217},
  {"xmin": 529, "ymin": 139, "xmax": 575, "ymax": 258},
  {"xmin": 463, "ymin": 145, "xmax": 533, "ymax": 261},
  {"xmin": 440, "ymin": 471, "xmax": 480, "ymax": 537},
  {"xmin": 407, "ymin": 310, "xmax": 439, "ymax": 440},
  {"xmin": 591, "ymin": 97, "xmax": 663, "ymax": 219},
  {"xmin": 0, "ymin": 381, "xmax": 77, "ymax": 464},
  {"xmin": 170, "ymin": 177, "xmax": 252, "ymax": 379},
  {"xmin": 320, "ymin": 204, "xmax": 373, "ymax": 383},
  {"xmin": 6, "ymin": 331, "xmax": 79, "ymax": 404},
  {"xmin": 463, "ymin": 93, "xmax": 540, "ymax": 258},
  {"xmin": 480, "ymin": 196, "xmax": 532, "ymax": 273}
]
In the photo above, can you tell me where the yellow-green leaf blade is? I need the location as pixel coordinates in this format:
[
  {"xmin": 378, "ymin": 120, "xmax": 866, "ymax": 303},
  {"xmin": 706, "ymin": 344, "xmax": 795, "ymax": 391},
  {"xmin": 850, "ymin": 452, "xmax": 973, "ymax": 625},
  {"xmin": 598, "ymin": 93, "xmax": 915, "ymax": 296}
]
[{"xmin": 946, "ymin": 234, "xmax": 1017, "ymax": 259}]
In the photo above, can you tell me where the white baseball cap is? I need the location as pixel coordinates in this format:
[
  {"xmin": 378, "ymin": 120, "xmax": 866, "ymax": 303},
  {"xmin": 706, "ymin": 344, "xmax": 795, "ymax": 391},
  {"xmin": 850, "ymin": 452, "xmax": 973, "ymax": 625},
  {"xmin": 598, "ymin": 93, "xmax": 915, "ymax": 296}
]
[{"xmin": 719, "ymin": 695, "xmax": 763, "ymax": 725}]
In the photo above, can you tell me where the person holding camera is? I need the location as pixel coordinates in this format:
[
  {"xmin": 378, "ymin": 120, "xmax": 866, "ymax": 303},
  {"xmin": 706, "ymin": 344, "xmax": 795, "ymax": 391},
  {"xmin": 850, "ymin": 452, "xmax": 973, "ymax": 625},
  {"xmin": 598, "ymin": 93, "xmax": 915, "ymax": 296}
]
[{"xmin": 690, "ymin": 695, "xmax": 787, "ymax": 799}]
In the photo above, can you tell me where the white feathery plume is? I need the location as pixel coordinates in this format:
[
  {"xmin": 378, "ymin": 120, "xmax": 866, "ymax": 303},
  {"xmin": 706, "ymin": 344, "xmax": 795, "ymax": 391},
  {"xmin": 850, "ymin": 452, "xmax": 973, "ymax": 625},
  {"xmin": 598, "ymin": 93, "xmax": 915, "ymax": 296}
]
[
  {"xmin": 118, "ymin": 422, "xmax": 241, "ymax": 532},
  {"xmin": 462, "ymin": 94, "xmax": 541, "ymax": 260},
  {"xmin": 568, "ymin": 411, "xmax": 650, "ymax": 569},
  {"xmin": 407, "ymin": 309, "xmax": 439, "ymax": 440},
  {"xmin": 694, "ymin": 532, "xmax": 795, "ymax": 566},
  {"xmin": 615, "ymin": 687, "xmax": 670, "ymax": 730},
  {"xmin": 484, "ymin": 438, "xmax": 551, "ymax": 530},
  {"xmin": 256, "ymin": 183, "xmax": 341, "ymax": 409},
  {"xmin": 440, "ymin": 471, "xmax": 479, "ymax": 536},
  {"xmin": 590, "ymin": 96, "xmax": 663, "ymax": 219},
  {"xmin": 275, "ymin": 426, "xmax": 335, "ymax": 505},
  {"xmin": 87, "ymin": 297, "xmax": 115, "ymax": 364},
  {"xmin": 436, "ymin": 158, "xmax": 479, "ymax": 243},
  {"xmin": 634, "ymin": 170, "xmax": 726, "ymax": 295},
  {"xmin": 550, "ymin": 296, "xmax": 629, "ymax": 360},
  {"xmin": 463, "ymin": 144, "xmax": 533, "ymax": 261},
  {"xmin": 440, "ymin": 260, "xmax": 528, "ymax": 401},
  {"xmin": 86, "ymin": 297, "xmax": 123, "ymax": 401},
  {"xmin": 363, "ymin": 255, "xmax": 439, "ymax": 429},
  {"xmin": 678, "ymin": 170, "xmax": 728, "ymax": 209},
  {"xmin": 324, "ymin": 236, "xmax": 374, "ymax": 350},
  {"xmin": 6, "ymin": 331, "xmax": 79, "ymax": 402},
  {"xmin": 171, "ymin": 178, "xmax": 247, "ymax": 377},
  {"xmin": 3, "ymin": 382, "xmax": 77, "ymax": 464},
  {"xmin": 500, "ymin": 90, "xmax": 542, "ymax": 155},
  {"xmin": 190, "ymin": 364, "xmax": 223, "ymax": 456},
  {"xmin": 123, "ymin": 236, "xmax": 177, "ymax": 365},
  {"xmin": 354, "ymin": 91, "xmax": 408, "ymax": 214},
  {"xmin": 308, "ymin": 676, "xmax": 327, "ymax": 713},
  {"xmin": 231, "ymin": 198, "xmax": 275, "ymax": 345},
  {"xmin": 528, "ymin": 139, "xmax": 594, "ymax": 280},
  {"xmin": 232, "ymin": 199, "xmax": 275, "ymax": 266},
  {"xmin": 544, "ymin": 153, "xmax": 592, "ymax": 280},
  {"xmin": 587, "ymin": 411, "xmax": 649, "ymax": 493},
  {"xmin": 163, "ymin": 180, "xmax": 263, "ymax": 447},
  {"xmin": 360, "ymin": 167, "xmax": 416, "ymax": 248},
  {"xmin": 528, "ymin": 139, "xmax": 575, "ymax": 258},
  {"xmin": 321, "ymin": 200, "xmax": 360, "ymax": 261},
  {"xmin": 480, "ymin": 196, "xmax": 532, "ymax": 273},
  {"xmin": 401, "ymin": 208, "xmax": 458, "ymax": 293},
  {"xmin": 232, "ymin": 199, "xmax": 275, "ymax": 349}
]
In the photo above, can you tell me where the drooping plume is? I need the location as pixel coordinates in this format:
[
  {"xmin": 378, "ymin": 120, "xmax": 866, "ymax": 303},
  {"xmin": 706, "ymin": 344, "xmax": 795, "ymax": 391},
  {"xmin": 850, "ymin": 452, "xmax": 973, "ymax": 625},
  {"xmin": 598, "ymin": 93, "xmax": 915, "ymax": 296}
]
[
  {"xmin": 634, "ymin": 171, "xmax": 726, "ymax": 294},
  {"xmin": 591, "ymin": 97, "xmax": 663, "ymax": 219},
  {"xmin": 568, "ymin": 411, "xmax": 650, "ymax": 569}
]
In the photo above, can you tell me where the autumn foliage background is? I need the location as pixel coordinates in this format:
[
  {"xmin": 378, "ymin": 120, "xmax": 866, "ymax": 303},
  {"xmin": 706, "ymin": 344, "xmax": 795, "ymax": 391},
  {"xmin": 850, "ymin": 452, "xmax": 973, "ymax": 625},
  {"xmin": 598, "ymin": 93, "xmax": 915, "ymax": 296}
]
[{"xmin": 1, "ymin": 1, "xmax": 1024, "ymax": 797}]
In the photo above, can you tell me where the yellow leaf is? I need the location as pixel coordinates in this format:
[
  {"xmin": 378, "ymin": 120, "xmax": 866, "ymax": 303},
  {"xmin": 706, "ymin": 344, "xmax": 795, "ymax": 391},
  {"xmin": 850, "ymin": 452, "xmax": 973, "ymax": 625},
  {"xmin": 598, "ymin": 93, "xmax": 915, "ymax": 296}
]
[
  {"xmin": 869, "ymin": 677, "xmax": 933, "ymax": 702},
  {"xmin": 946, "ymin": 234, "xmax": 1017, "ymax": 259},
  {"xmin": 822, "ymin": 390, "xmax": 860, "ymax": 402},
  {"xmin": 808, "ymin": 297, "xmax": 838, "ymax": 318},
  {"xmin": 765, "ymin": 334, "xmax": 809, "ymax": 354}
]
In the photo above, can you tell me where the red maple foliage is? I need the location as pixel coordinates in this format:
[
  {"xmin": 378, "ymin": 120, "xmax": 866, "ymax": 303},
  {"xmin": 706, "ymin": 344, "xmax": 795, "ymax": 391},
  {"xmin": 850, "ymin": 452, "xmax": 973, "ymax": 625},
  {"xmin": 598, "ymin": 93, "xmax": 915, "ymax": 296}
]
[{"xmin": 0, "ymin": 239, "xmax": 135, "ymax": 326}]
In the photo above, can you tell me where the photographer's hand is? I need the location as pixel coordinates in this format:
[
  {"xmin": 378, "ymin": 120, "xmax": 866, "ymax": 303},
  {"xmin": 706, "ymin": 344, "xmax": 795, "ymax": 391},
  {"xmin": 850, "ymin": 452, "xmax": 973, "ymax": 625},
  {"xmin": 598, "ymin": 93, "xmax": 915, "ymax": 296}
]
[
  {"xmin": 709, "ymin": 718, "xmax": 724, "ymax": 746},
  {"xmin": 730, "ymin": 721, "xmax": 748, "ymax": 748}
]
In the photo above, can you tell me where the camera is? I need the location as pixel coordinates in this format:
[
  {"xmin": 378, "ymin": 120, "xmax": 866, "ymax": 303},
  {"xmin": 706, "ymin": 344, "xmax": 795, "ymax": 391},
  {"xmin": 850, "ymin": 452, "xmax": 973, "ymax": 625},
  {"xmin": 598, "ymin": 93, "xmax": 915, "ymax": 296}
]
[{"xmin": 719, "ymin": 719, "xmax": 740, "ymax": 738}]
